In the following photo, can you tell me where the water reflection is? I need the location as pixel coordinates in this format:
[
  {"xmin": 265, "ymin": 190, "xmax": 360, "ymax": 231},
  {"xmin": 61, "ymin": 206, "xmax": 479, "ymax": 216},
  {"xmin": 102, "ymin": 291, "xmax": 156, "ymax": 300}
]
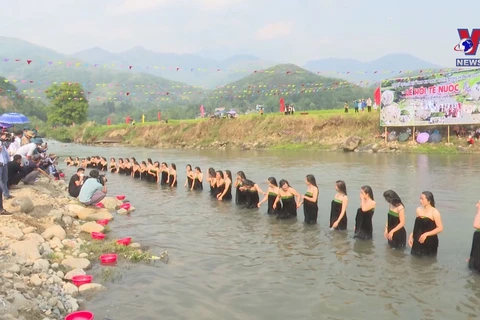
[{"xmin": 46, "ymin": 142, "xmax": 480, "ymax": 319}]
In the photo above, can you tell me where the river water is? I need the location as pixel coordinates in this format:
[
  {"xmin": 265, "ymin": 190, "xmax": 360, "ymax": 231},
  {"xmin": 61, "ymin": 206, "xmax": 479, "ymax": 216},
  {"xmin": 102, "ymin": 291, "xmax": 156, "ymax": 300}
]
[{"xmin": 49, "ymin": 141, "xmax": 480, "ymax": 320}]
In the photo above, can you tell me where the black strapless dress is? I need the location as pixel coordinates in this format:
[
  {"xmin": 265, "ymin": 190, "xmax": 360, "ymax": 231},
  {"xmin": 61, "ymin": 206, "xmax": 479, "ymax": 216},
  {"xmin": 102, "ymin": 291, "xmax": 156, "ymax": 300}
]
[
  {"xmin": 387, "ymin": 210, "xmax": 406, "ymax": 248},
  {"xmin": 277, "ymin": 195, "xmax": 297, "ymax": 219},
  {"xmin": 235, "ymin": 183, "xmax": 247, "ymax": 205},
  {"xmin": 267, "ymin": 192, "xmax": 280, "ymax": 214},
  {"xmin": 469, "ymin": 229, "xmax": 480, "ymax": 272},
  {"xmin": 160, "ymin": 171, "xmax": 168, "ymax": 185},
  {"xmin": 245, "ymin": 189, "xmax": 259, "ymax": 209},
  {"xmin": 411, "ymin": 217, "xmax": 439, "ymax": 256},
  {"xmin": 354, "ymin": 208, "xmax": 374, "ymax": 240},
  {"xmin": 330, "ymin": 199, "xmax": 347, "ymax": 230},
  {"xmin": 193, "ymin": 178, "xmax": 203, "ymax": 191},
  {"xmin": 303, "ymin": 191, "xmax": 318, "ymax": 224}
]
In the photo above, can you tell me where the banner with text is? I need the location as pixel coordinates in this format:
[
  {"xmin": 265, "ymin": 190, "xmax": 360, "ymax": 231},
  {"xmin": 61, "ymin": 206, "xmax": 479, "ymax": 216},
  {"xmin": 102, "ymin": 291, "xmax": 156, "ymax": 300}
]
[{"xmin": 380, "ymin": 69, "xmax": 480, "ymax": 126}]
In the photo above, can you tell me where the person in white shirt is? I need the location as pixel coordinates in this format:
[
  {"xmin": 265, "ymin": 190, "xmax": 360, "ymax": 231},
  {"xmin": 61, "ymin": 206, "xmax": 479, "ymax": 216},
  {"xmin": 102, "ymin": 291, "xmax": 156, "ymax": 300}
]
[
  {"xmin": 15, "ymin": 138, "xmax": 43, "ymax": 165},
  {"xmin": 7, "ymin": 130, "xmax": 23, "ymax": 161},
  {"xmin": 0, "ymin": 132, "xmax": 12, "ymax": 199}
]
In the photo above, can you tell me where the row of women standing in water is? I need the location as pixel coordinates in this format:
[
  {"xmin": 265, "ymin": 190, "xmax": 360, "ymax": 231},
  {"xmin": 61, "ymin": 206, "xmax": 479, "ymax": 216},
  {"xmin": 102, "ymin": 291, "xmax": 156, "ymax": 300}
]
[{"xmin": 64, "ymin": 156, "xmax": 480, "ymax": 273}]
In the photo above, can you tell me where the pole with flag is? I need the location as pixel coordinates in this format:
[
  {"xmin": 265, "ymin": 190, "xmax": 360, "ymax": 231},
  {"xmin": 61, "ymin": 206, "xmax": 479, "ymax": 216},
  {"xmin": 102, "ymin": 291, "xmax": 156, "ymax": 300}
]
[
  {"xmin": 374, "ymin": 87, "xmax": 381, "ymax": 110},
  {"xmin": 279, "ymin": 97, "xmax": 285, "ymax": 113}
]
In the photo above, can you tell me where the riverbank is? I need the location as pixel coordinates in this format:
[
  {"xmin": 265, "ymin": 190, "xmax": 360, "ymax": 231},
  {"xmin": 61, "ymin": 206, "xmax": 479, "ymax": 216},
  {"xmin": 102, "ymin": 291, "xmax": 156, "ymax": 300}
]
[
  {"xmin": 46, "ymin": 110, "xmax": 480, "ymax": 154},
  {"xmin": 0, "ymin": 177, "xmax": 162, "ymax": 320}
]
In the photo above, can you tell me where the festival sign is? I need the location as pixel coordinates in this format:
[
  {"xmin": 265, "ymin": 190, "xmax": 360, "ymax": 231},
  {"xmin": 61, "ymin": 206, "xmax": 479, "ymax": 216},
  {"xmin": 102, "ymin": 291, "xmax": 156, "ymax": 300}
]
[{"xmin": 380, "ymin": 69, "xmax": 480, "ymax": 126}]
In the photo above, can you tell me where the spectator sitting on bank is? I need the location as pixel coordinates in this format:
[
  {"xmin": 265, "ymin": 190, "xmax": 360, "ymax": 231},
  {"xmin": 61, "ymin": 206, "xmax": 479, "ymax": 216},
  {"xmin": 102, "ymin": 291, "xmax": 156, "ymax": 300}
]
[
  {"xmin": 78, "ymin": 169, "xmax": 107, "ymax": 206},
  {"xmin": 467, "ymin": 135, "xmax": 474, "ymax": 147},
  {"xmin": 7, "ymin": 155, "xmax": 25, "ymax": 188},
  {"xmin": 68, "ymin": 168, "xmax": 85, "ymax": 198},
  {"xmin": 22, "ymin": 154, "xmax": 52, "ymax": 185}
]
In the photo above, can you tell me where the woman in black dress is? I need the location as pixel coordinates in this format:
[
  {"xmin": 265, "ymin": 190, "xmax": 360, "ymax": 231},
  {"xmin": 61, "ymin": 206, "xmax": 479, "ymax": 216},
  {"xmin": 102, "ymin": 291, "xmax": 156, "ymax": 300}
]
[
  {"xmin": 273, "ymin": 179, "xmax": 301, "ymax": 219},
  {"xmin": 468, "ymin": 201, "xmax": 480, "ymax": 272},
  {"xmin": 207, "ymin": 167, "xmax": 217, "ymax": 196},
  {"xmin": 235, "ymin": 171, "xmax": 247, "ymax": 205},
  {"xmin": 109, "ymin": 158, "xmax": 117, "ymax": 173},
  {"xmin": 408, "ymin": 191, "xmax": 443, "ymax": 256},
  {"xmin": 258, "ymin": 177, "xmax": 281, "ymax": 214},
  {"xmin": 192, "ymin": 167, "xmax": 203, "ymax": 191},
  {"xmin": 383, "ymin": 190, "xmax": 407, "ymax": 249},
  {"xmin": 300, "ymin": 174, "xmax": 319, "ymax": 224},
  {"xmin": 330, "ymin": 180, "xmax": 348, "ymax": 230},
  {"xmin": 242, "ymin": 179, "xmax": 263, "ymax": 209},
  {"xmin": 217, "ymin": 170, "xmax": 233, "ymax": 201},
  {"xmin": 166, "ymin": 163, "xmax": 177, "ymax": 187},
  {"xmin": 354, "ymin": 185, "xmax": 376, "ymax": 240},
  {"xmin": 160, "ymin": 162, "xmax": 169, "ymax": 185},
  {"xmin": 185, "ymin": 164, "xmax": 194, "ymax": 189}
]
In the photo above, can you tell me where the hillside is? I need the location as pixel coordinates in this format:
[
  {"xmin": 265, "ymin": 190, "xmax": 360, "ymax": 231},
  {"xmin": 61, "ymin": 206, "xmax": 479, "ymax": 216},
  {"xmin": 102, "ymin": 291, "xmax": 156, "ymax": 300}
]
[
  {"xmin": 203, "ymin": 64, "xmax": 373, "ymax": 114},
  {"xmin": 303, "ymin": 53, "xmax": 444, "ymax": 83},
  {"xmin": 72, "ymin": 47, "xmax": 277, "ymax": 88}
]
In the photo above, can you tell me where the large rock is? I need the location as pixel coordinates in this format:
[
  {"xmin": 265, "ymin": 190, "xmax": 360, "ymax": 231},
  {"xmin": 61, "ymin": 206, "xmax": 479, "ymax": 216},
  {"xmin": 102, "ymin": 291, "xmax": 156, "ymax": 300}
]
[
  {"xmin": 79, "ymin": 283, "xmax": 107, "ymax": 296},
  {"xmin": 100, "ymin": 197, "xmax": 123, "ymax": 210},
  {"xmin": 61, "ymin": 258, "xmax": 91, "ymax": 270},
  {"xmin": 41, "ymin": 225, "xmax": 66, "ymax": 240},
  {"xmin": 64, "ymin": 204, "xmax": 84, "ymax": 218},
  {"xmin": 9, "ymin": 240, "xmax": 41, "ymax": 261},
  {"xmin": 80, "ymin": 221, "xmax": 104, "ymax": 234},
  {"xmin": 64, "ymin": 268, "xmax": 86, "ymax": 280},
  {"xmin": 24, "ymin": 232, "xmax": 45, "ymax": 244},
  {"xmin": 342, "ymin": 136, "xmax": 362, "ymax": 151},
  {"xmin": 32, "ymin": 259, "xmax": 50, "ymax": 272},
  {"xmin": 77, "ymin": 208, "xmax": 114, "ymax": 221},
  {"xmin": 11, "ymin": 196, "xmax": 34, "ymax": 213},
  {"xmin": 0, "ymin": 226, "xmax": 24, "ymax": 240}
]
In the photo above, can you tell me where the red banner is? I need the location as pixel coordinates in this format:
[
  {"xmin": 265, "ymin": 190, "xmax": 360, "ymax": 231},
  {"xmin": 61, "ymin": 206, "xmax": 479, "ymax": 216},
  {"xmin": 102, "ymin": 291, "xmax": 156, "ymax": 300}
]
[{"xmin": 279, "ymin": 97, "xmax": 285, "ymax": 113}]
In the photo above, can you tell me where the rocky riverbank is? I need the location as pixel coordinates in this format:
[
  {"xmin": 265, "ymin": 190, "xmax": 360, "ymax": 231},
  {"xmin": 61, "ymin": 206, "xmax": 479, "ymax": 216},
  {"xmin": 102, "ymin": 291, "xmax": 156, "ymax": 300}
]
[{"xmin": 0, "ymin": 177, "xmax": 148, "ymax": 320}]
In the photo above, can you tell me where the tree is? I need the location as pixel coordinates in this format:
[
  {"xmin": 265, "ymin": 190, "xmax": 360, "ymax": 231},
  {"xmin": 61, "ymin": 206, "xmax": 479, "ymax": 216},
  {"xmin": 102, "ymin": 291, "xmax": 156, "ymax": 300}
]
[{"xmin": 45, "ymin": 83, "xmax": 88, "ymax": 125}]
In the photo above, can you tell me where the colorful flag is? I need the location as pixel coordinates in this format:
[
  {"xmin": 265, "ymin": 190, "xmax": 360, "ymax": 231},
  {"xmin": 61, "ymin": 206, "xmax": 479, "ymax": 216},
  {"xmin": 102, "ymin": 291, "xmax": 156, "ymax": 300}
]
[
  {"xmin": 374, "ymin": 87, "xmax": 381, "ymax": 106},
  {"xmin": 279, "ymin": 97, "xmax": 285, "ymax": 113}
]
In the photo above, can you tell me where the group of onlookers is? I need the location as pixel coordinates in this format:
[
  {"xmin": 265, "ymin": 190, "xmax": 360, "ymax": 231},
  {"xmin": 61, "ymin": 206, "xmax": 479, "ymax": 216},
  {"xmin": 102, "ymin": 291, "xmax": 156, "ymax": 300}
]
[{"xmin": 0, "ymin": 128, "xmax": 60, "ymax": 215}]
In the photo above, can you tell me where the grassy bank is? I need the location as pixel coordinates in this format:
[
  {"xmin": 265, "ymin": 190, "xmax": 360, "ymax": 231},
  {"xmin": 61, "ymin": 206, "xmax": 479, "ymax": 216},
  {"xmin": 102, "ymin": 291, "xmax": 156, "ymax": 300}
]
[{"xmin": 45, "ymin": 110, "xmax": 479, "ymax": 154}]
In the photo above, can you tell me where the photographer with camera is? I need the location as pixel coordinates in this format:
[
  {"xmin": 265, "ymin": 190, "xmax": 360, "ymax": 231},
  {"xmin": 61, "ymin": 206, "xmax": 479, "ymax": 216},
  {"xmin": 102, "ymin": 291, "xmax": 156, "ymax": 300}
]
[{"xmin": 78, "ymin": 169, "xmax": 107, "ymax": 206}]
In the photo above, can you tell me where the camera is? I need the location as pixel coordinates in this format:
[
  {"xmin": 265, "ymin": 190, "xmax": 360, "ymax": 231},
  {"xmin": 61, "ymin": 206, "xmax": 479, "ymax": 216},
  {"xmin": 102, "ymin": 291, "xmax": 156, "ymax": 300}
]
[{"xmin": 98, "ymin": 174, "xmax": 107, "ymax": 186}]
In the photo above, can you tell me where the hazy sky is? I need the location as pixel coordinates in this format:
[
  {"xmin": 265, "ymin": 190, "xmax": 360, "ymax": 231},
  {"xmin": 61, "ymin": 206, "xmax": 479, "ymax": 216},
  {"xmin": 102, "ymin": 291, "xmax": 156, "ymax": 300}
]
[{"xmin": 0, "ymin": 0, "xmax": 479, "ymax": 66}]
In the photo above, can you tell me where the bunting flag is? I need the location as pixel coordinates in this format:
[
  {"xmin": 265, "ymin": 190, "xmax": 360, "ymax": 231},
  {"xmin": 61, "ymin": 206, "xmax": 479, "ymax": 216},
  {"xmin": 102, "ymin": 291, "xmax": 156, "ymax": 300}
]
[
  {"xmin": 0, "ymin": 58, "xmax": 465, "ymax": 75},
  {"xmin": 0, "ymin": 81, "xmax": 361, "ymax": 102},
  {"xmin": 2, "ymin": 78, "xmax": 370, "ymax": 89}
]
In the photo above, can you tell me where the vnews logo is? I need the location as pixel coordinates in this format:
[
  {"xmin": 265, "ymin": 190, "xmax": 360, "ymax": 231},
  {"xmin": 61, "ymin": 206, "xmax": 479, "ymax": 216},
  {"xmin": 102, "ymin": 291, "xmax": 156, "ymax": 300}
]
[{"xmin": 455, "ymin": 29, "xmax": 480, "ymax": 67}]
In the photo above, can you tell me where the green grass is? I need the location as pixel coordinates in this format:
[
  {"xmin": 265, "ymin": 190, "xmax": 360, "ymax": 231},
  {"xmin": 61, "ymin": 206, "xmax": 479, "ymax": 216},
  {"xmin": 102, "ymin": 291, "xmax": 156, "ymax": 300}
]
[{"xmin": 81, "ymin": 240, "xmax": 154, "ymax": 263}]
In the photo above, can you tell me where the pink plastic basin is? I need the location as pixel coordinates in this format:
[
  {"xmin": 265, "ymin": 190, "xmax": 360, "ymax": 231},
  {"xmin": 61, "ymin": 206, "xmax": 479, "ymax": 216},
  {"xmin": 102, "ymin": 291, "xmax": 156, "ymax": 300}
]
[
  {"xmin": 91, "ymin": 232, "xmax": 105, "ymax": 240},
  {"xmin": 116, "ymin": 237, "xmax": 132, "ymax": 246},
  {"xmin": 65, "ymin": 310, "xmax": 94, "ymax": 320},
  {"xmin": 95, "ymin": 202, "xmax": 104, "ymax": 208},
  {"xmin": 72, "ymin": 275, "xmax": 92, "ymax": 287},
  {"xmin": 116, "ymin": 195, "xmax": 126, "ymax": 200},
  {"xmin": 96, "ymin": 219, "xmax": 109, "ymax": 226},
  {"xmin": 120, "ymin": 203, "xmax": 131, "ymax": 210},
  {"xmin": 100, "ymin": 254, "xmax": 117, "ymax": 264}
]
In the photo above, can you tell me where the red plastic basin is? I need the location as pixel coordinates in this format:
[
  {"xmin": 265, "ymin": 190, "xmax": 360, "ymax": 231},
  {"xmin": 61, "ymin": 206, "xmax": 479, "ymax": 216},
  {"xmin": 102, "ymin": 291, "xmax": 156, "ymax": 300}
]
[
  {"xmin": 120, "ymin": 203, "xmax": 131, "ymax": 210},
  {"xmin": 116, "ymin": 237, "xmax": 132, "ymax": 246},
  {"xmin": 95, "ymin": 202, "xmax": 104, "ymax": 208},
  {"xmin": 100, "ymin": 254, "xmax": 117, "ymax": 264},
  {"xmin": 91, "ymin": 232, "xmax": 105, "ymax": 240},
  {"xmin": 96, "ymin": 219, "xmax": 109, "ymax": 226},
  {"xmin": 116, "ymin": 195, "xmax": 126, "ymax": 200},
  {"xmin": 65, "ymin": 310, "xmax": 94, "ymax": 320},
  {"xmin": 71, "ymin": 275, "xmax": 92, "ymax": 287}
]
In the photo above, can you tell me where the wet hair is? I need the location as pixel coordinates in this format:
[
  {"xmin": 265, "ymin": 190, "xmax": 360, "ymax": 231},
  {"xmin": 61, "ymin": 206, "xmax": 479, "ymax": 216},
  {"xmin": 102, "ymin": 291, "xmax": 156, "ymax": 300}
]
[
  {"xmin": 336, "ymin": 180, "xmax": 347, "ymax": 195},
  {"xmin": 76, "ymin": 168, "xmax": 85, "ymax": 173},
  {"xmin": 161, "ymin": 162, "xmax": 167, "ymax": 168},
  {"xmin": 306, "ymin": 174, "xmax": 317, "ymax": 187},
  {"xmin": 186, "ymin": 164, "xmax": 192, "ymax": 171},
  {"xmin": 361, "ymin": 185, "xmax": 374, "ymax": 200},
  {"xmin": 279, "ymin": 179, "xmax": 289, "ymax": 188},
  {"xmin": 86, "ymin": 157, "xmax": 91, "ymax": 161},
  {"xmin": 237, "ymin": 171, "xmax": 246, "ymax": 180},
  {"xmin": 267, "ymin": 177, "xmax": 278, "ymax": 187},
  {"xmin": 131, "ymin": 157, "xmax": 136, "ymax": 162},
  {"xmin": 208, "ymin": 167, "xmax": 215, "ymax": 178},
  {"xmin": 195, "ymin": 166, "xmax": 202, "ymax": 172},
  {"xmin": 225, "ymin": 170, "xmax": 232, "ymax": 180},
  {"xmin": 110, "ymin": 157, "xmax": 115, "ymax": 161},
  {"xmin": 90, "ymin": 169, "xmax": 99, "ymax": 178},
  {"xmin": 133, "ymin": 161, "xmax": 139, "ymax": 165},
  {"xmin": 170, "ymin": 163, "xmax": 176, "ymax": 170},
  {"xmin": 383, "ymin": 190, "xmax": 404, "ymax": 207},
  {"xmin": 216, "ymin": 170, "xmax": 224, "ymax": 179},
  {"xmin": 243, "ymin": 179, "xmax": 255, "ymax": 187},
  {"xmin": 141, "ymin": 161, "xmax": 147, "ymax": 166},
  {"xmin": 101, "ymin": 157, "xmax": 106, "ymax": 161},
  {"xmin": 147, "ymin": 158, "xmax": 153, "ymax": 165},
  {"xmin": 125, "ymin": 158, "xmax": 130, "ymax": 163},
  {"xmin": 422, "ymin": 191, "xmax": 435, "ymax": 208},
  {"xmin": 154, "ymin": 161, "xmax": 160, "ymax": 167}
]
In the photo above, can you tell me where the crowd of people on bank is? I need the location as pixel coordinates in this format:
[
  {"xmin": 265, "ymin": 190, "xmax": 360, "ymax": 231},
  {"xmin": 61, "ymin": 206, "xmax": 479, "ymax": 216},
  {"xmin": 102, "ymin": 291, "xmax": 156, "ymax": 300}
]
[
  {"xmin": 63, "ymin": 155, "xmax": 480, "ymax": 273},
  {"xmin": 0, "ymin": 128, "xmax": 61, "ymax": 216}
]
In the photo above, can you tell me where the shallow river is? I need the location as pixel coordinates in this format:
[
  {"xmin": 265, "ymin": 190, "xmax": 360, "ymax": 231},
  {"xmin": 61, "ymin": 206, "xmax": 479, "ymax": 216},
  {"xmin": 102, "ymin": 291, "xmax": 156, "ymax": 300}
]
[{"xmin": 49, "ymin": 142, "xmax": 480, "ymax": 320}]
